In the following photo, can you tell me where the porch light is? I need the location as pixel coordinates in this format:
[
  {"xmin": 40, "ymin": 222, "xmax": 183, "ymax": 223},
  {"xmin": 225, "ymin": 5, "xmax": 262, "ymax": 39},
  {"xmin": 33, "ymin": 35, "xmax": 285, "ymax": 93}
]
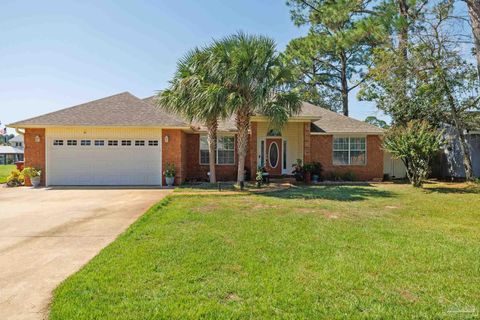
[
  {"xmin": 164, "ymin": 135, "xmax": 169, "ymax": 143},
  {"xmin": 34, "ymin": 135, "xmax": 41, "ymax": 143}
]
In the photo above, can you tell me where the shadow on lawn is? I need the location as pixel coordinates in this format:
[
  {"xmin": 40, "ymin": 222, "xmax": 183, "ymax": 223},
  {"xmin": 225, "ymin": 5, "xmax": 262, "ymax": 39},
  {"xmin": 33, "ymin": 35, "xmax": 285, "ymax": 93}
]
[
  {"xmin": 262, "ymin": 184, "xmax": 395, "ymax": 202},
  {"xmin": 423, "ymin": 186, "xmax": 480, "ymax": 194}
]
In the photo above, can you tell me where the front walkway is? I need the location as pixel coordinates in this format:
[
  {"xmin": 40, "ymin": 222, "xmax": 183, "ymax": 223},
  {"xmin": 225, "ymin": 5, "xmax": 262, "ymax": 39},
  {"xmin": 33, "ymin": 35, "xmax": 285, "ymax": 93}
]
[{"xmin": 0, "ymin": 187, "xmax": 171, "ymax": 320}]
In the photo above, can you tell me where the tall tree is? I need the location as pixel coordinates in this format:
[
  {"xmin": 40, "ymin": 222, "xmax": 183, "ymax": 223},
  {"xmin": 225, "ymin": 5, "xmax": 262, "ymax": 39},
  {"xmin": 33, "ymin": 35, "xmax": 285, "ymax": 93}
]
[
  {"xmin": 159, "ymin": 47, "xmax": 228, "ymax": 183},
  {"xmin": 465, "ymin": 0, "xmax": 480, "ymax": 78},
  {"xmin": 285, "ymin": 0, "xmax": 385, "ymax": 116},
  {"xmin": 211, "ymin": 33, "xmax": 302, "ymax": 183}
]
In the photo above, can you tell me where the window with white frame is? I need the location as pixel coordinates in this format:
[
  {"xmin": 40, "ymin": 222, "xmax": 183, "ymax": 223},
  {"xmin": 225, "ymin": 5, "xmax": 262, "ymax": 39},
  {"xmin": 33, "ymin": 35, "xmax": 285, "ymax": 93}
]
[
  {"xmin": 217, "ymin": 136, "xmax": 235, "ymax": 164},
  {"xmin": 135, "ymin": 140, "xmax": 145, "ymax": 146},
  {"xmin": 200, "ymin": 135, "xmax": 235, "ymax": 165},
  {"xmin": 108, "ymin": 140, "xmax": 118, "ymax": 146},
  {"xmin": 80, "ymin": 140, "xmax": 91, "ymax": 146},
  {"xmin": 333, "ymin": 137, "xmax": 366, "ymax": 165},
  {"xmin": 67, "ymin": 140, "xmax": 77, "ymax": 146},
  {"xmin": 95, "ymin": 140, "xmax": 104, "ymax": 146},
  {"xmin": 53, "ymin": 140, "xmax": 63, "ymax": 146},
  {"xmin": 121, "ymin": 140, "xmax": 131, "ymax": 146}
]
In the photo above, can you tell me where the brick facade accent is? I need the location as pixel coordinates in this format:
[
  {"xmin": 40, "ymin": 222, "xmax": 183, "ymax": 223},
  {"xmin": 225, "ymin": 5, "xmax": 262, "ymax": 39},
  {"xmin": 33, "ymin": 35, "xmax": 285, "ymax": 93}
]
[
  {"xmin": 303, "ymin": 122, "xmax": 311, "ymax": 164},
  {"xmin": 162, "ymin": 129, "xmax": 187, "ymax": 185},
  {"xmin": 310, "ymin": 134, "xmax": 383, "ymax": 180},
  {"xmin": 24, "ymin": 128, "xmax": 46, "ymax": 186},
  {"xmin": 185, "ymin": 133, "xmax": 239, "ymax": 181}
]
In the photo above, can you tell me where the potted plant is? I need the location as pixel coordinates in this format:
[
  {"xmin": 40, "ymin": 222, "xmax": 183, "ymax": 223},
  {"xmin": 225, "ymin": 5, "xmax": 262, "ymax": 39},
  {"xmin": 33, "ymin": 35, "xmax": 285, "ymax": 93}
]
[
  {"xmin": 22, "ymin": 167, "xmax": 41, "ymax": 188},
  {"xmin": 256, "ymin": 167, "xmax": 264, "ymax": 188},
  {"xmin": 310, "ymin": 162, "xmax": 323, "ymax": 183},
  {"xmin": 303, "ymin": 163, "xmax": 313, "ymax": 184},
  {"xmin": 164, "ymin": 163, "xmax": 176, "ymax": 187},
  {"xmin": 291, "ymin": 159, "xmax": 304, "ymax": 182}
]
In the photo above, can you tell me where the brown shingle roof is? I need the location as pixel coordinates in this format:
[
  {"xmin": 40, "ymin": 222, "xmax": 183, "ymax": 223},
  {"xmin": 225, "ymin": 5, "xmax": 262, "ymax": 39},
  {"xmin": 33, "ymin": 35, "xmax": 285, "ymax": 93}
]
[
  {"xmin": 10, "ymin": 92, "xmax": 383, "ymax": 134},
  {"xmin": 300, "ymin": 102, "xmax": 384, "ymax": 133},
  {"xmin": 9, "ymin": 92, "xmax": 188, "ymax": 128}
]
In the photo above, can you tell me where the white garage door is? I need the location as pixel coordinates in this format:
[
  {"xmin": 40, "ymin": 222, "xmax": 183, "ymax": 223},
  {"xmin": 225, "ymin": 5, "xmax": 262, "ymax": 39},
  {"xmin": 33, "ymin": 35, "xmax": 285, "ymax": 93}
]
[{"xmin": 46, "ymin": 130, "xmax": 162, "ymax": 186}]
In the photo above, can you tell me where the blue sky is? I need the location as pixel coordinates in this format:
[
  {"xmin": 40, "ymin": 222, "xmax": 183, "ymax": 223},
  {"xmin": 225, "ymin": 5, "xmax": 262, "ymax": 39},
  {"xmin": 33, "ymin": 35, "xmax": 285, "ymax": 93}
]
[{"xmin": 1, "ymin": 0, "xmax": 385, "ymax": 133}]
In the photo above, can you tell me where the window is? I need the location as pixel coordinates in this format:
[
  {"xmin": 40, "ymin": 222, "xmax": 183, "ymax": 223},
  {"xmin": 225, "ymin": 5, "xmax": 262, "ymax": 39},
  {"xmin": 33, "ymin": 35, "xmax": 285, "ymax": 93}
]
[
  {"xmin": 67, "ymin": 140, "xmax": 77, "ymax": 146},
  {"xmin": 333, "ymin": 137, "xmax": 366, "ymax": 165},
  {"xmin": 200, "ymin": 135, "xmax": 210, "ymax": 165},
  {"xmin": 260, "ymin": 140, "xmax": 265, "ymax": 167},
  {"xmin": 53, "ymin": 140, "xmax": 63, "ymax": 146},
  {"xmin": 108, "ymin": 140, "xmax": 118, "ymax": 146},
  {"xmin": 267, "ymin": 129, "xmax": 282, "ymax": 137},
  {"xmin": 135, "ymin": 140, "xmax": 145, "ymax": 146},
  {"xmin": 200, "ymin": 135, "xmax": 235, "ymax": 165},
  {"xmin": 148, "ymin": 140, "xmax": 159, "ymax": 146},
  {"xmin": 217, "ymin": 136, "xmax": 235, "ymax": 164},
  {"xmin": 80, "ymin": 140, "xmax": 91, "ymax": 146},
  {"xmin": 121, "ymin": 140, "xmax": 131, "ymax": 146},
  {"xmin": 95, "ymin": 140, "xmax": 104, "ymax": 146}
]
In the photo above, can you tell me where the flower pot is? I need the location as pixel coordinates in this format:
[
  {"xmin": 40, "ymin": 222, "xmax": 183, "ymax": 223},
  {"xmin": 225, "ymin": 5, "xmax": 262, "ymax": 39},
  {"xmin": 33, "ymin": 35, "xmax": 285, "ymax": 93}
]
[
  {"xmin": 165, "ymin": 176, "xmax": 175, "ymax": 187},
  {"xmin": 305, "ymin": 172, "xmax": 312, "ymax": 184},
  {"xmin": 312, "ymin": 174, "xmax": 319, "ymax": 183},
  {"xmin": 31, "ymin": 176, "xmax": 41, "ymax": 188}
]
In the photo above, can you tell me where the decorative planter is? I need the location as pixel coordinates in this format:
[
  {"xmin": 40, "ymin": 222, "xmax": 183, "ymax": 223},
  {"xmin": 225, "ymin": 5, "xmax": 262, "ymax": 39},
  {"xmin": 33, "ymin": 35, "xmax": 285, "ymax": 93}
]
[
  {"xmin": 165, "ymin": 176, "xmax": 175, "ymax": 187},
  {"xmin": 312, "ymin": 174, "xmax": 319, "ymax": 183},
  {"xmin": 31, "ymin": 176, "xmax": 41, "ymax": 188},
  {"xmin": 305, "ymin": 172, "xmax": 312, "ymax": 184}
]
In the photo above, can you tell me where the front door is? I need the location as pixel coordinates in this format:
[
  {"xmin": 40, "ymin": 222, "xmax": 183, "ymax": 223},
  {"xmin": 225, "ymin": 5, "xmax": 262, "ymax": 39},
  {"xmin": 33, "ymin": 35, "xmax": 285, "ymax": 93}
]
[{"xmin": 265, "ymin": 138, "xmax": 282, "ymax": 175}]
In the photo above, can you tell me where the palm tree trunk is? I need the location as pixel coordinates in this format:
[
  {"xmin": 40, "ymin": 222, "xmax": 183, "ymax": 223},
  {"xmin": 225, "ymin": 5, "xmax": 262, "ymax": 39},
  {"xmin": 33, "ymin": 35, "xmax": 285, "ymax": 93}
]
[
  {"xmin": 236, "ymin": 109, "xmax": 250, "ymax": 183},
  {"xmin": 467, "ymin": 0, "xmax": 480, "ymax": 80},
  {"xmin": 206, "ymin": 118, "xmax": 218, "ymax": 183}
]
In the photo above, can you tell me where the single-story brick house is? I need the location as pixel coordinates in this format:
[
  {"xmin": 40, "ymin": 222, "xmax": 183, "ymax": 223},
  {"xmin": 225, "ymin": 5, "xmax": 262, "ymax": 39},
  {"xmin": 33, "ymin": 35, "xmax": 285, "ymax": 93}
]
[{"xmin": 8, "ymin": 92, "xmax": 385, "ymax": 186}]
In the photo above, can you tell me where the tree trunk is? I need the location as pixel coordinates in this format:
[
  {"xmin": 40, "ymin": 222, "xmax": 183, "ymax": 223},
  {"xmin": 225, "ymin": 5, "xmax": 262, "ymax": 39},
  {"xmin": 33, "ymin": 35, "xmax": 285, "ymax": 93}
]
[
  {"xmin": 340, "ymin": 52, "xmax": 349, "ymax": 116},
  {"xmin": 206, "ymin": 118, "xmax": 218, "ymax": 183},
  {"xmin": 467, "ymin": 0, "xmax": 480, "ymax": 80},
  {"xmin": 441, "ymin": 74, "xmax": 475, "ymax": 181},
  {"xmin": 236, "ymin": 109, "xmax": 250, "ymax": 183},
  {"xmin": 457, "ymin": 128, "xmax": 475, "ymax": 181},
  {"xmin": 398, "ymin": 0, "xmax": 409, "ymax": 61}
]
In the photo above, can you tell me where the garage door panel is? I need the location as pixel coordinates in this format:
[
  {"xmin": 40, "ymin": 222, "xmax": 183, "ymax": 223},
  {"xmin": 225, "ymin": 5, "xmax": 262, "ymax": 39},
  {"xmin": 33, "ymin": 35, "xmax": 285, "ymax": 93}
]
[{"xmin": 46, "ymin": 136, "xmax": 162, "ymax": 186}]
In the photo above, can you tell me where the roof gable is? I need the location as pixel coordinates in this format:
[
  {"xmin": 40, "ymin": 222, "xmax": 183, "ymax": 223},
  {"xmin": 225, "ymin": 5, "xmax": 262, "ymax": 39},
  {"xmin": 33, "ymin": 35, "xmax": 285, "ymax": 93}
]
[{"xmin": 9, "ymin": 92, "xmax": 188, "ymax": 128}]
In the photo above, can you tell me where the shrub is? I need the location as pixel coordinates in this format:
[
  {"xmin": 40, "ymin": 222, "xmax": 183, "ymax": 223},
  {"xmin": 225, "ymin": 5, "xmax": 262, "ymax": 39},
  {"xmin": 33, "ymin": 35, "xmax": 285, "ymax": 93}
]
[
  {"xmin": 6, "ymin": 170, "xmax": 24, "ymax": 187},
  {"xmin": 163, "ymin": 163, "xmax": 176, "ymax": 178},
  {"xmin": 342, "ymin": 171, "xmax": 357, "ymax": 181},
  {"xmin": 383, "ymin": 120, "xmax": 443, "ymax": 187},
  {"xmin": 22, "ymin": 167, "xmax": 41, "ymax": 178}
]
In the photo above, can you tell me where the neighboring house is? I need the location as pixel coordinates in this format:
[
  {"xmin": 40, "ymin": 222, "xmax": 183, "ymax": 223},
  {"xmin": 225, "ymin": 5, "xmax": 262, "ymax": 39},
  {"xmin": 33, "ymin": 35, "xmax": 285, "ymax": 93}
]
[
  {"xmin": 435, "ymin": 125, "xmax": 480, "ymax": 178},
  {"xmin": 7, "ymin": 92, "xmax": 385, "ymax": 186},
  {"xmin": 0, "ymin": 135, "xmax": 24, "ymax": 165}
]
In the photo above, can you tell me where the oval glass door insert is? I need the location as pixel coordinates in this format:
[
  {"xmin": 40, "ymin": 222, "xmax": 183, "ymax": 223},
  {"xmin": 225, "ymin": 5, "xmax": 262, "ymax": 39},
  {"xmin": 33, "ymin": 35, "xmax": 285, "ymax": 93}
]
[{"xmin": 269, "ymin": 142, "xmax": 279, "ymax": 168}]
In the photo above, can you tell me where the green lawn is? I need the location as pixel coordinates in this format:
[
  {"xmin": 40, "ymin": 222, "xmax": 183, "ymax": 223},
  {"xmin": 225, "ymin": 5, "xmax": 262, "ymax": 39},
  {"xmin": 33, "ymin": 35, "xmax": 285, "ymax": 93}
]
[
  {"xmin": 0, "ymin": 165, "xmax": 15, "ymax": 183},
  {"xmin": 50, "ymin": 183, "xmax": 480, "ymax": 319}
]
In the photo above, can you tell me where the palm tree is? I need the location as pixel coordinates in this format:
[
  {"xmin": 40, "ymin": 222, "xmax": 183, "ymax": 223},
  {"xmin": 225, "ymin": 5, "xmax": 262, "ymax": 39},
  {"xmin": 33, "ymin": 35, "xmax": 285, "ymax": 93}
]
[
  {"xmin": 210, "ymin": 33, "xmax": 302, "ymax": 183},
  {"xmin": 158, "ymin": 47, "xmax": 228, "ymax": 183}
]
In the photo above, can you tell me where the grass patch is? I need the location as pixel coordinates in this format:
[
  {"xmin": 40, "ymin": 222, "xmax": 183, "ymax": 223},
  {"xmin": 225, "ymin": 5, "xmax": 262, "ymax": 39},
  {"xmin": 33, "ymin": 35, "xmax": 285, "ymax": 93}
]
[
  {"xmin": 0, "ymin": 165, "xmax": 15, "ymax": 183},
  {"xmin": 50, "ymin": 183, "xmax": 480, "ymax": 319}
]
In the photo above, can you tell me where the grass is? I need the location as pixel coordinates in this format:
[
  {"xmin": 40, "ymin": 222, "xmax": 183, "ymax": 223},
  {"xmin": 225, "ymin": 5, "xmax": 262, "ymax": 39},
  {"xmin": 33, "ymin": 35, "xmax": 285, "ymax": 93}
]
[
  {"xmin": 50, "ymin": 182, "xmax": 480, "ymax": 319},
  {"xmin": 0, "ymin": 164, "xmax": 15, "ymax": 183}
]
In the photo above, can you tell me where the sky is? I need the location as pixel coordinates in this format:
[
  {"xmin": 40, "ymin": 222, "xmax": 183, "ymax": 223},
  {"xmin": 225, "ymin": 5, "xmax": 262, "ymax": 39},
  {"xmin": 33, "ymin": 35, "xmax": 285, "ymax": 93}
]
[{"xmin": 0, "ymin": 0, "xmax": 386, "ymax": 134}]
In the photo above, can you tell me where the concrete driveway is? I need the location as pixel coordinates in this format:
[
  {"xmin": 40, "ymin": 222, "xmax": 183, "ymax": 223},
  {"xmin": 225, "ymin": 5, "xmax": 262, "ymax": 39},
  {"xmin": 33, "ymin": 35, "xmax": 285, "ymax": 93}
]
[{"xmin": 0, "ymin": 187, "xmax": 171, "ymax": 320}]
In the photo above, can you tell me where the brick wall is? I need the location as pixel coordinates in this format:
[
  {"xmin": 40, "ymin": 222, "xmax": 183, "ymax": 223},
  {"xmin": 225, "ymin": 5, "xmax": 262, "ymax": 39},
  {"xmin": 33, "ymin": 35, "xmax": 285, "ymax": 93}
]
[
  {"xmin": 185, "ymin": 133, "xmax": 239, "ymax": 181},
  {"xmin": 303, "ymin": 122, "xmax": 311, "ymax": 163},
  {"xmin": 24, "ymin": 128, "xmax": 46, "ymax": 186},
  {"xmin": 162, "ymin": 129, "xmax": 187, "ymax": 185},
  {"xmin": 310, "ymin": 134, "xmax": 383, "ymax": 180}
]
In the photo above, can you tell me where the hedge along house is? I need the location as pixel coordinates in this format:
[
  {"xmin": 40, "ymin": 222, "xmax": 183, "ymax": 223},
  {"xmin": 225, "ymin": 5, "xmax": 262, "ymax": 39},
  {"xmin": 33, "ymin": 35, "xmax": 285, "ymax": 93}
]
[{"xmin": 8, "ymin": 92, "xmax": 385, "ymax": 186}]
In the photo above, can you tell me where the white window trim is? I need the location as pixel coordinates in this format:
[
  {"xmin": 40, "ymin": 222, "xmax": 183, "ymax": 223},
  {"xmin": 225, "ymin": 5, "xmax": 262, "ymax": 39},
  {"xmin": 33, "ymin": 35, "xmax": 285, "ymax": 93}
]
[
  {"xmin": 199, "ymin": 134, "xmax": 236, "ymax": 165},
  {"xmin": 332, "ymin": 136, "xmax": 367, "ymax": 166}
]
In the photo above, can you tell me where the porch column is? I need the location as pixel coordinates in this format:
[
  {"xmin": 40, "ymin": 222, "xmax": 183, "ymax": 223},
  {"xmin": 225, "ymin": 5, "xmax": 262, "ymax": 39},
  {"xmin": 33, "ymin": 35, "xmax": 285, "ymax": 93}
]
[
  {"xmin": 303, "ymin": 122, "xmax": 311, "ymax": 164},
  {"xmin": 249, "ymin": 122, "xmax": 257, "ymax": 180}
]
